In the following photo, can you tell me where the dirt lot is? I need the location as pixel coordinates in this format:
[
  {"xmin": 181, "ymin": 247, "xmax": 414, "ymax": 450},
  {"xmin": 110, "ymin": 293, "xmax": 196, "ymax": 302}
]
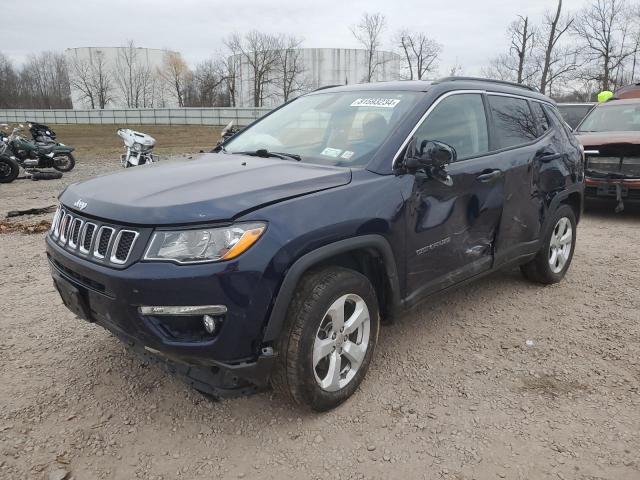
[{"xmin": 0, "ymin": 146, "xmax": 639, "ymax": 480}]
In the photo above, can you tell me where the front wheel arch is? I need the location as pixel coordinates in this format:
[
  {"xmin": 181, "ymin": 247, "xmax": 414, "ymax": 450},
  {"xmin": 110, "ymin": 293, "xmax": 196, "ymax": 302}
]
[{"xmin": 262, "ymin": 235, "xmax": 401, "ymax": 345}]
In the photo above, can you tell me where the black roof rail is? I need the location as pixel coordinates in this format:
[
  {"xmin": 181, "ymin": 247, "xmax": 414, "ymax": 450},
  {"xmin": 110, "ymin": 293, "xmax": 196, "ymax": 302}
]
[
  {"xmin": 434, "ymin": 76, "xmax": 538, "ymax": 92},
  {"xmin": 313, "ymin": 84, "xmax": 343, "ymax": 92}
]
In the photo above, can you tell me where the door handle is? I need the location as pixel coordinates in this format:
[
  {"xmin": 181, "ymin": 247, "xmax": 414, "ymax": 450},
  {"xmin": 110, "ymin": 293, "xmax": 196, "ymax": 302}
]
[
  {"xmin": 536, "ymin": 148, "xmax": 563, "ymax": 163},
  {"xmin": 476, "ymin": 169, "xmax": 502, "ymax": 182}
]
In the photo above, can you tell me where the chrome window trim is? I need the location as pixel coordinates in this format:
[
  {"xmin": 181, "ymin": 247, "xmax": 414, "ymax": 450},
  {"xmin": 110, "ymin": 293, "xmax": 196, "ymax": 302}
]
[
  {"xmin": 68, "ymin": 218, "xmax": 84, "ymax": 249},
  {"xmin": 79, "ymin": 222, "xmax": 97, "ymax": 254},
  {"xmin": 93, "ymin": 226, "xmax": 114, "ymax": 259},
  {"xmin": 109, "ymin": 229, "xmax": 139, "ymax": 265}
]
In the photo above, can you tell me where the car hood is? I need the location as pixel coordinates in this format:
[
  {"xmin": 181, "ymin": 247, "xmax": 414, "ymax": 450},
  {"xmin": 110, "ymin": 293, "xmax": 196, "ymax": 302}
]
[
  {"xmin": 574, "ymin": 131, "xmax": 640, "ymax": 147},
  {"xmin": 60, "ymin": 153, "xmax": 352, "ymax": 225}
]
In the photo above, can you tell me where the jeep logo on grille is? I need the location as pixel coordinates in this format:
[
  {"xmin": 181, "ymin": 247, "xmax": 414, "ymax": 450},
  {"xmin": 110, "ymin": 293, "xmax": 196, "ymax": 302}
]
[{"xmin": 74, "ymin": 199, "xmax": 88, "ymax": 210}]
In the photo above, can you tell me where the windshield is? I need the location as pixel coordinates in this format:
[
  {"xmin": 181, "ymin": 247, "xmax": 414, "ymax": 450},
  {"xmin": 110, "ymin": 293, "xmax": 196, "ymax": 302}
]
[
  {"xmin": 578, "ymin": 103, "xmax": 640, "ymax": 132},
  {"xmin": 223, "ymin": 90, "xmax": 422, "ymax": 166}
]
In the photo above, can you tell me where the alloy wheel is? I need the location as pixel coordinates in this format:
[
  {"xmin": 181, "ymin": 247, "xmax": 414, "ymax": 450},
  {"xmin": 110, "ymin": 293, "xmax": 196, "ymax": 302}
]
[
  {"xmin": 548, "ymin": 217, "xmax": 573, "ymax": 274},
  {"xmin": 313, "ymin": 293, "xmax": 370, "ymax": 392}
]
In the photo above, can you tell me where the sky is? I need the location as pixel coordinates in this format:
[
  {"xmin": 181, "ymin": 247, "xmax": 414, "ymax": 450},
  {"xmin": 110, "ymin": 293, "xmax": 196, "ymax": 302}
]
[{"xmin": 3, "ymin": 0, "xmax": 588, "ymax": 75}]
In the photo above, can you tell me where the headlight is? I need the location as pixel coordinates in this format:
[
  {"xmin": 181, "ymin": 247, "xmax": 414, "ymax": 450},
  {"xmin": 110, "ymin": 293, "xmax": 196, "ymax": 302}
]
[
  {"xmin": 144, "ymin": 222, "xmax": 266, "ymax": 264},
  {"xmin": 133, "ymin": 142, "xmax": 142, "ymax": 152}
]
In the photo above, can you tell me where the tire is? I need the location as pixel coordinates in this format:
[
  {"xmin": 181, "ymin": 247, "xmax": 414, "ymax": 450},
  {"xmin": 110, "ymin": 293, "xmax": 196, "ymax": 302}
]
[
  {"xmin": 272, "ymin": 267, "xmax": 380, "ymax": 411},
  {"xmin": 31, "ymin": 170, "xmax": 63, "ymax": 181},
  {"xmin": 520, "ymin": 204, "xmax": 577, "ymax": 284},
  {"xmin": 0, "ymin": 156, "xmax": 19, "ymax": 183},
  {"xmin": 53, "ymin": 153, "xmax": 75, "ymax": 172}
]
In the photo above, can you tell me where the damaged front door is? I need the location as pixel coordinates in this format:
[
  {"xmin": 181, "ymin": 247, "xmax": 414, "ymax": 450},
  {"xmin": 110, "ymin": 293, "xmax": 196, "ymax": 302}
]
[{"xmin": 403, "ymin": 92, "xmax": 505, "ymax": 303}]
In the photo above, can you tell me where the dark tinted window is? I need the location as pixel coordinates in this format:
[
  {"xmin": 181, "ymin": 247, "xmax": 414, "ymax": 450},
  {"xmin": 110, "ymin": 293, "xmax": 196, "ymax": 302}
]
[
  {"xmin": 488, "ymin": 95, "xmax": 537, "ymax": 149},
  {"xmin": 557, "ymin": 104, "xmax": 594, "ymax": 129},
  {"xmin": 413, "ymin": 93, "xmax": 489, "ymax": 161},
  {"xmin": 531, "ymin": 102, "xmax": 550, "ymax": 135}
]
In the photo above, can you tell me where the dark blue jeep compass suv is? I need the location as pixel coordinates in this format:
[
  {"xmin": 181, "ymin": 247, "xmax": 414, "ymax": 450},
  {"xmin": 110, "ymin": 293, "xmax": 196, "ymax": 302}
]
[{"xmin": 47, "ymin": 77, "xmax": 584, "ymax": 411}]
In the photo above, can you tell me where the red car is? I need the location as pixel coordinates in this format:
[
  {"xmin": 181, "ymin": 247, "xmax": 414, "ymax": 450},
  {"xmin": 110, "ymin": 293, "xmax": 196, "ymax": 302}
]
[{"xmin": 574, "ymin": 98, "xmax": 640, "ymax": 212}]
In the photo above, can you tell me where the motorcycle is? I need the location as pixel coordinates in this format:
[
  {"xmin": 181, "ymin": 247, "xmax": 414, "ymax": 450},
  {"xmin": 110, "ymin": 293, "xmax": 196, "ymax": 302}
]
[
  {"xmin": 117, "ymin": 128, "xmax": 157, "ymax": 167},
  {"xmin": 28, "ymin": 121, "xmax": 58, "ymax": 144},
  {"xmin": 0, "ymin": 125, "xmax": 65, "ymax": 181},
  {"xmin": 2, "ymin": 124, "xmax": 75, "ymax": 172},
  {"xmin": 0, "ymin": 128, "xmax": 20, "ymax": 183},
  {"xmin": 217, "ymin": 121, "xmax": 242, "ymax": 146}
]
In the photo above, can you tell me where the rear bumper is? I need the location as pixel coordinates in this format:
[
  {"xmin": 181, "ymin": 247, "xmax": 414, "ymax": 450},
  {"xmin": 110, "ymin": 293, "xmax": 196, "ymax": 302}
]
[{"xmin": 46, "ymin": 235, "xmax": 277, "ymax": 386}]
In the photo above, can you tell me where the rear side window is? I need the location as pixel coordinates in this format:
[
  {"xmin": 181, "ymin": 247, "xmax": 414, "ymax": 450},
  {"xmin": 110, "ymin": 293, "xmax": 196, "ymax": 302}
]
[
  {"xmin": 488, "ymin": 95, "xmax": 538, "ymax": 149},
  {"xmin": 413, "ymin": 93, "xmax": 489, "ymax": 161},
  {"xmin": 531, "ymin": 102, "xmax": 550, "ymax": 135}
]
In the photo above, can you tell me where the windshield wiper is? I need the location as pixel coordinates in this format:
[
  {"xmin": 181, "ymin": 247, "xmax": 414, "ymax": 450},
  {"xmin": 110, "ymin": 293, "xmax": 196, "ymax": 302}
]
[{"xmin": 232, "ymin": 149, "xmax": 302, "ymax": 161}]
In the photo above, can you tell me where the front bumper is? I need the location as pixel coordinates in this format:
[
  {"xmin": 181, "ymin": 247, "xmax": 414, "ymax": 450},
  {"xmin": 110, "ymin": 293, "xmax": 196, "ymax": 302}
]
[
  {"xmin": 46, "ymin": 235, "xmax": 277, "ymax": 387},
  {"xmin": 585, "ymin": 177, "xmax": 640, "ymax": 203}
]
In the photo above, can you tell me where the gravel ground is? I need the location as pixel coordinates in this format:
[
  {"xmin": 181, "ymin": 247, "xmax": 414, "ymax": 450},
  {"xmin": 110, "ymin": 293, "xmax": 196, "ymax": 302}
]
[{"xmin": 1, "ymin": 156, "xmax": 639, "ymax": 480}]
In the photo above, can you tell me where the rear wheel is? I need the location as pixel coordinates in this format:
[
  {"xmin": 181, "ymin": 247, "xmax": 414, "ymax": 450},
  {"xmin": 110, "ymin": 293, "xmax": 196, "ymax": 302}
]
[
  {"xmin": 520, "ymin": 204, "xmax": 577, "ymax": 284},
  {"xmin": 272, "ymin": 267, "xmax": 380, "ymax": 411},
  {"xmin": 0, "ymin": 156, "xmax": 19, "ymax": 183},
  {"xmin": 53, "ymin": 153, "xmax": 75, "ymax": 172}
]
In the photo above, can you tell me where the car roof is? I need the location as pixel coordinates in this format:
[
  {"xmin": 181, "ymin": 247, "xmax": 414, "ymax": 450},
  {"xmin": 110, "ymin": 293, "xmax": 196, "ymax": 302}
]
[
  {"xmin": 596, "ymin": 98, "xmax": 640, "ymax": 107},
  {"xmin": 311, "ymin": 76, "xmax": 553, "ymax": 103}
]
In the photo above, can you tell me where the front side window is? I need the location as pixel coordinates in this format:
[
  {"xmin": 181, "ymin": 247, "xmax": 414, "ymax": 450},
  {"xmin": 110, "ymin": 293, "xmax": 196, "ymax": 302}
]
[
  {"xmin": 223, "ymin": 91, "xmax": 422, "ymax": 167},
  {"xmin": 412, "ymin": 93, "xmax": 489, "ymax": 161},
  {"xmin": 488, "ymin": 95, "xmax": 538, "ymax": 149}
]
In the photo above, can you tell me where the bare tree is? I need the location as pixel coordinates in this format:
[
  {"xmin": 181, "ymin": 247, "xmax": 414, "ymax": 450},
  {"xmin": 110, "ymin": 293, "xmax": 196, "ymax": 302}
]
[
  {"xmin": 538, "ymin": 0, "xmax": 578, "ymax": 94},
  {"xmin": 19, "ymin": 52, "xmax": 71, "ymax": 108},
  {"xmin": 158, "ymin": 51, "xmax": 192, "ymax": 107},
  {"xmin": 351, "ymin": 13, "xmax": 387, "ymax": 82},
  {"xmin": 573, "ymin": 0, "xmax": 632, "ymax": 91},
  {"xmin": 227, "ymin": 31, "xmax": 281, "ymax": 107},
  {"xmin": 114, "ymin": 40, "xmax": 155, "ymax": 107},
  {"xmin": 273, "ymin": 36, "xmax": 308, "ymax": 102},
  {"xmin": 0, "ymin": 52, "xmax": 20, "ymax": 108},
  {"xmin": 396, "ymin": 30, "xmax": 441, "ymax": 80},
  {"xmin": 67, "ymin": 49, "xmax": 112, "ymax": 108},
  {"xmin": 510, "ymin": 16, "xmax": 537, "ymax": 84},
  {"xmin": 188, "ymin": 58, "xmax": 227, "ymax": 107},
  {"xmin": 483, "ymin": 15, "xmax": 538, "ymax": 86}
]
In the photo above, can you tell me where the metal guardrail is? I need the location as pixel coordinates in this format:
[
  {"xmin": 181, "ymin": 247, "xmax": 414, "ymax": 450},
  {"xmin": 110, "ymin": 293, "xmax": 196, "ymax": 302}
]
[{"xmin": 0, "ymin": 107, "xmax": 272, "ymax": 127}]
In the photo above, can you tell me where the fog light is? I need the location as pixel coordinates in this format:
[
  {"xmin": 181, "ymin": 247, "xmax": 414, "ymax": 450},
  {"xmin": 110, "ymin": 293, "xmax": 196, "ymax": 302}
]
[{"xmin": 203, "ymin": 315, "xmax": 219, "ymax": 335}]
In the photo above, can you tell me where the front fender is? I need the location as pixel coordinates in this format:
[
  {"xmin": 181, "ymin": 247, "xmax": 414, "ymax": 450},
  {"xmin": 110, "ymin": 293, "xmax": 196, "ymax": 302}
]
[{"xmin": 261, "ymin": 234, "xmax": 401, "ymax": 344}]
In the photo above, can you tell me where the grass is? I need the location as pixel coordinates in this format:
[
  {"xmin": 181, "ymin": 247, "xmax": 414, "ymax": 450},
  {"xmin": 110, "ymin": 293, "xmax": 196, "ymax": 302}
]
[{"xmin": 12, "ymin": 124, "xmax": 223, "ymax": 160}]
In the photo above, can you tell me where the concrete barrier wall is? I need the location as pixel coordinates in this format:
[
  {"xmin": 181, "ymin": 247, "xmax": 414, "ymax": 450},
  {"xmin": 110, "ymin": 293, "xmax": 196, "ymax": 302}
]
[{"xmin": 0, "ymin": 107, "xmax": 272, "ymax": 127}]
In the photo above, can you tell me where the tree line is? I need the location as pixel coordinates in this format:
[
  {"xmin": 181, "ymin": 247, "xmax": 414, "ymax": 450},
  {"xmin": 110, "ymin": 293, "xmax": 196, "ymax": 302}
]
[
  {"xmin": 1, "ymin": 0, "xmax": 638, "ymax": 109},
  {"xmin": 483, "ymin": 0, "xmax": 640, "ymax": 100}
]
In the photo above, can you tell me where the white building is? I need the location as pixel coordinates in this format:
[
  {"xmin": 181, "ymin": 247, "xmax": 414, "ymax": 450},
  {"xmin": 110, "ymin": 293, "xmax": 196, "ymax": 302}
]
[
  {"xmin": 234, "ymin": 48, "xmax": 402, "ymax": 108},
  {"xmin": 65, "ymin": 47, "xmax": 182, "ymax": 109}
]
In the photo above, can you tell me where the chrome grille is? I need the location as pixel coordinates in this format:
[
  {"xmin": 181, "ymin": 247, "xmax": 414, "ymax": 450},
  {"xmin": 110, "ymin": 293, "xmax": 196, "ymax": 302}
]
[
  {"xmin": 50, "ymin": 206, "xmax": 140, "ymax": 267},
  {"xmin": 95, "ymin": 227, "xmax": 114, "ymax": 258},
  {"xmin": 69, "ymin": 218, "xmax": 83, "ymax": 248},
  {"xmin": 110, "ymin": 230, "xmax": 139, "ymax": 264},
  {"xmin": 80, "ymin": 223, "xmax": 96, "ymax": 253}
]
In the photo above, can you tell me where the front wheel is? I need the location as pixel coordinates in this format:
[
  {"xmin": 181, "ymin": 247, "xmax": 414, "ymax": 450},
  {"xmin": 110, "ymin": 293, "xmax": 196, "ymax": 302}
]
[
  {"xmin": 53, "ymin": 153, "xmax": 75, "ymax": 172},
  {"xmin": 0, "ymin": 156, "xmax": 19, "ymax": 183},
  {"xmin": 272, "ymin": 267, "xmax": 380, "ymax": 411},
  {"xmin": 520, "ymin": 204, "xmax": 577, "ymax": 284}
]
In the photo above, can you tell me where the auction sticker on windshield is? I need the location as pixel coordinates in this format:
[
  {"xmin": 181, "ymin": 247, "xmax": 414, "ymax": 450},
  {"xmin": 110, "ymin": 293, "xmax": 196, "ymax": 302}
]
[
  {"xmin": 350, "ymin": 98, "xmax": 400, "ymax": 108},
  {"xmin": 321, "ymin": 147, "xmax": 343, "ymax": 157}
]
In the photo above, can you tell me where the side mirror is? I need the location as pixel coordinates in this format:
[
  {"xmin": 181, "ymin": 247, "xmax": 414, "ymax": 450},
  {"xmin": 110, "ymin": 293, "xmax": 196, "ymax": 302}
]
[{"xmin": 405, "ymin": 138, "xmax": 456, "ymax": 170}]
